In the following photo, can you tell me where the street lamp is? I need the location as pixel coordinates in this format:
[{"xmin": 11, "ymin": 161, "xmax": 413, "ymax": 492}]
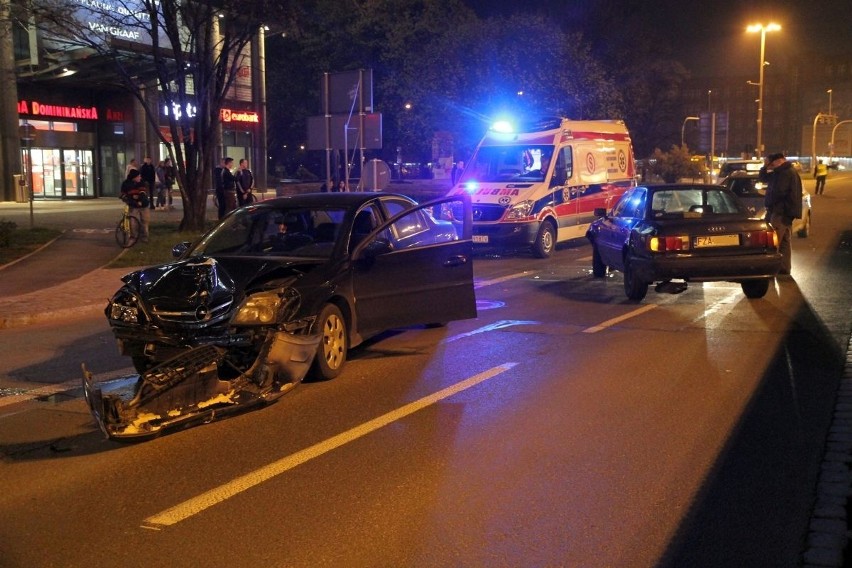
[
  {"xmin": 681, "ymin": 116, "xmax": 700, "ymax": 148},
  {"xmin": 707, "ymin": 89, "xmax": 713, "ymax": 112},
  {"xmin": 746, "ymin": 22, "xmax": 780, "ymax": 155},
  {"xmin": 827, "ymin": 89, "xmax": 833, "ymax": 115}
]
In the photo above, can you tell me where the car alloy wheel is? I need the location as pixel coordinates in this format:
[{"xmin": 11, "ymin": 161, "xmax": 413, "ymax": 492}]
[{"xmin": 311, "ymin": 303, "xmax": 347, "ymax": 380}]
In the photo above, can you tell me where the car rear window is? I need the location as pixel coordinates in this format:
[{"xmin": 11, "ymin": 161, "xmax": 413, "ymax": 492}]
[{"xmin": 651, "ymin": 188, "xmax": 743, "ymax": 218}]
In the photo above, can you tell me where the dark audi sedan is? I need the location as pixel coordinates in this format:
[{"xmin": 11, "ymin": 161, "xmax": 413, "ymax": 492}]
[
  {"xmin": 586, "ymin": 184, "xmax": 782, "ymax": 301},
  {"xmin": 84, "ymin": 192, "xmax": 476, "ymax": 439}
]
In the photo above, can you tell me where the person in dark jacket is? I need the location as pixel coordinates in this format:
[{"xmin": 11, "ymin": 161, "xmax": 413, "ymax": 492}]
[
  {"xmin": 120, "ymin": 169, "xmax": 150, "ymax": 242},
  {"xmin": 139, "ymin": 156, "xmax": 157, "ymax": 210},
  {"xmin": 759, "ymin": 151, "xmax": 803, "ymax": 275},
  {"xmin": 235, "ymin": 158, "xmax": 255, "ymax": 206},
  {"xmin": 221, "ymin": 157, "xmax": 238, "ymax": 215}
]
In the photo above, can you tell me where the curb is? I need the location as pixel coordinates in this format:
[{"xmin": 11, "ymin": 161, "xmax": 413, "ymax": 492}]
[
  {"xmin": 802, "ymin": 331, "xmax": 852, "ymax": 566},
  {"xmin": 0, "ymin": 302, "xmax": 105, "ymax": 330}
]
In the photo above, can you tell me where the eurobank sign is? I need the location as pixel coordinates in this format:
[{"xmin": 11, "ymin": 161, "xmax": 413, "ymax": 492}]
[{"xmin": 221, "ymin": 108, "xmax": 260, "ymax": 124}]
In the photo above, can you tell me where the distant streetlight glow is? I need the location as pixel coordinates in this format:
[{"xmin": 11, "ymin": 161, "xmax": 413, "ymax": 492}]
[{"xmin": 746, "ymin": 22, "xmax": 780, "ymax": 155}]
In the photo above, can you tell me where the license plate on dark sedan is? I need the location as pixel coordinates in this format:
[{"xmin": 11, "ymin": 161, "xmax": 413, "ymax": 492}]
[{"xmin": 694, "ymin": 234, "xmax": 739, "ymax": 248}]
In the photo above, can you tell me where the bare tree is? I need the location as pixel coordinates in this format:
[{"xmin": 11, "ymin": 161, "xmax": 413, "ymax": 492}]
[{"xmin": 22, "ymin": 0, "xmax": 284, "ymax": 230}]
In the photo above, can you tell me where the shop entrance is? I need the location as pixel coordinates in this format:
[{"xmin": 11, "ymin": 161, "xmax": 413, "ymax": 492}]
[{"xmin": 22, "ymin": 147, "xmax": 95, "ymax": 199}]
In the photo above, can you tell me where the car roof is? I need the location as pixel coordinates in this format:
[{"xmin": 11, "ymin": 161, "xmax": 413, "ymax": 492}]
[
  {"xmin": 634, "ymin": 183, "xmax": 731, "ymax": 191},
  {"xmin": 259, "ymin": 192, "xmax": 415, "ymax": 208}
]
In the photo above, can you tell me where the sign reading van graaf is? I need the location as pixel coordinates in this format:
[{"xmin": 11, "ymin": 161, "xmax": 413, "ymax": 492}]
[{"xmin": 50, "ymin": 0, "xmax": 170, "ymax": 48}]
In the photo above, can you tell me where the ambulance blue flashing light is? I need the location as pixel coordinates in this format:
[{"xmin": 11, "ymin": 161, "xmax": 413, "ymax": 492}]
[
  {"xmin": 464, "ymin": 180, "xmax": 479, "ymax": 193},
  {"xmin": 491, "ymin": 120, "xmax": 515, "ymax": 134}
]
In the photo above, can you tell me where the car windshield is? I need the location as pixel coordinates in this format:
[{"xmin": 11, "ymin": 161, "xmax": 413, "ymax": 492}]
[
  {"xmin": 458, "ymin": 145, "xmax": 554, "ymax": 183},
  {"xmin": 191, "ymin": 205, "xmax": 347, "ymax": 258},
  {"xmin": 649, "ymin": 187, "xmax": 746, "ymax": 218}
]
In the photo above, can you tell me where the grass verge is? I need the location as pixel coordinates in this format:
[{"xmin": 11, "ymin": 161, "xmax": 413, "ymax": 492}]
[
  {"xmin": 0, "ymin": 227, "xmax": 63, "ymax": 265},
  {"xmin": 107, "ymin": 221, "xmax": 209, "ymax": 269}
]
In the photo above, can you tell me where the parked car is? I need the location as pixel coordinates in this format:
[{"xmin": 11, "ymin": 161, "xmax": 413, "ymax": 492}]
[
  {"xmin": 719, "ymin": 170, "xmax": 812, "ymax": 237},
  {"xmin": 717, "ymin": 158, "xmax": 763, "ymax": 178},
  {"xmin": 83, "ymin": 192, "xmax": 476, "ymax": 440},
  {"xmin": 586, "ymin": 184, "xmax": 782, "ymax": 301}
]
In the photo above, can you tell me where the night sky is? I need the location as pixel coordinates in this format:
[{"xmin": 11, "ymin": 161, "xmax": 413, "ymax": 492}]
[{"xmin": 464, "ymin": 0, "xmax": 851, "ymax": 77}]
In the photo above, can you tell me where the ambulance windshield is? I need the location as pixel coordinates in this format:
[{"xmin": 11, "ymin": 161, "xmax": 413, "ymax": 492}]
[{"xmin": 459, "ymin": 145, "xmax": 555, "ymax": 183}]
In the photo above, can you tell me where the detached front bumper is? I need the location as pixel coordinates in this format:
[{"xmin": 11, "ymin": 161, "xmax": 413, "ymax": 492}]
[{"xmin": 83, "ymin": 332, "xmax": 320, "ymax": 441}]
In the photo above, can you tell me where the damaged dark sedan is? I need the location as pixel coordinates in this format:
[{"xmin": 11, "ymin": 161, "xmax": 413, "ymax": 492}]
[{"xmin": 83, "ymin": 193, "xmax": 476, "ymax": 440}]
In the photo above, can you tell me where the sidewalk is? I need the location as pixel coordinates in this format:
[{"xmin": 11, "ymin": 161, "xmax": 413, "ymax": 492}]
[
  {"xmin": 0, "ymin": 229, "xmax": 132, "ymax": 329},
  {"xmin": 0, "ymin": 181, "xmax": 452, "ymax": 330}
]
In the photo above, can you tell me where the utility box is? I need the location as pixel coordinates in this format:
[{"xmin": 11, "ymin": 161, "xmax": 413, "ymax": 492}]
[{"xmin": 13, "ymin": 174, "xmax": 28, "ymax": 203}]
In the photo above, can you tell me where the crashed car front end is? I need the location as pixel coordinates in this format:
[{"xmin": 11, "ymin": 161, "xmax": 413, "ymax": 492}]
[{"xmin": 85, "ymin": 256, "xmax": 322, "ymax": 440}]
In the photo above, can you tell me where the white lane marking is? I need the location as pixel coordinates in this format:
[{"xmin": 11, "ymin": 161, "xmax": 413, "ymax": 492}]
[
  {"xmin": 0, "ymin": 368, "xmax": 136, "ymax": 409},
  {"xmin": 474, "ymin": 271, "xmax": 537, "ymax": 289},
  {"xmin": 141, "ymin": 362, "xmax": 518, "ymax": 529},
  {"xmin": 690, "ymin": 289, "xmax": 742, "ymax": 323},
  {"xmin": 441, "ymin": 320, "xmax": 539, "ymax": 344},
  {"xmin": 582, "ymin": 304, "xmax": 658, "ymax": 333},
  {"xmin": 578, "ymin": 255, "xmax": 592, "ymax": 262}
]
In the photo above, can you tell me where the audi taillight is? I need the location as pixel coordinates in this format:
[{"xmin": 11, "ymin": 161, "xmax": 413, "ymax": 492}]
[
  {"xmin": 744, "ymin": 230, "xmax": 778, "ymax": 248},
  {"xmin": 649, "ymin": 235, "xmax": 690, "ymax": 252}
]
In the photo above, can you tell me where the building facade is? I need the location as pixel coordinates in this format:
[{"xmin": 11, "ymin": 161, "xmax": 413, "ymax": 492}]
[{"xmin": 2, "ymin": 7, "xmax": 269, "ymax": 202}]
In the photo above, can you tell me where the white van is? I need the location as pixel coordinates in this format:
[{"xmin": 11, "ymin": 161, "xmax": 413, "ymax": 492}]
[{"xmin": 449, "ymin": 118, "xmax": 636, "ymax": 257}]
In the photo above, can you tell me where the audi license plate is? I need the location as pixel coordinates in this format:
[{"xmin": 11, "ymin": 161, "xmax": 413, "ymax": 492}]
[
  {"xmin": 472, "ymin": 235, "xmax": 489, "ymax": 244},
  {"xmin": 694, "ymin": 234, "xmax": 739, "ymax": 248}
]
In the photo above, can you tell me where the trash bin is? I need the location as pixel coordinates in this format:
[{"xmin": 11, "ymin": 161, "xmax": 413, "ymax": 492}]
[{"xmin": 13, "ymin": 175, "xmax": 28, "ymax": 203}]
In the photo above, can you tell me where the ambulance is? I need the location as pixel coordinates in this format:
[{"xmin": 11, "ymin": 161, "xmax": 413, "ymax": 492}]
[{"xmin": 449, "ymin": 117, "xmax": 636, "ymax": 257}]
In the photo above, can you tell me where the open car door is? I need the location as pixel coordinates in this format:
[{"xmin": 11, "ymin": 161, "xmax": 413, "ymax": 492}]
[{"xmin": 352, "ymin": 194, "xmax": 476, "ymax": 335}]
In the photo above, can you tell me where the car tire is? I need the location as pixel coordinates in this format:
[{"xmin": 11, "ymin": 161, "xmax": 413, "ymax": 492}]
[
  {"xmin": 532, "ymin": 221, "xmax": 556, "ymax": 259},
  {"xmin": 623, "ymin": 258, "xmax": 648, "ymax": 301},
  {"xmin": 741, "ymin": 278, "xmax": 770, "ymax": 299},
  {"xmin": 592, "ymin": 244, "xmax": 607, "ymax": 277},
  {"xmin": 797, "ymin": 212, "xmax": 810, "ymax": 238},
  {"xmin": 131, "ymin": 355, "xmax": 152, "ymax": 374},
  {"xmin": 310, "ymin": 303, "xmax": 347, "ymax": 380}
]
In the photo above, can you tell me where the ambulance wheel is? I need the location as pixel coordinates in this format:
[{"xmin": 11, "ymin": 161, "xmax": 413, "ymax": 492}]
[{"xmin": 533, "ymin": 221, "xmax": 556, "ymax": 258}]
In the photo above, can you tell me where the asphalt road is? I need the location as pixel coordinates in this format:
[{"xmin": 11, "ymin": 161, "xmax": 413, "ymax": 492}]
[{"xmin": 0, "ymin": 174, "xmax": 850, "ymax": 567}]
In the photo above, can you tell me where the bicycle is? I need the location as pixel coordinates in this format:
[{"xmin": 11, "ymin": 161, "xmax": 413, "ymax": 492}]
[{"xmin": 115, "ymin": 204, "xmax": 142, "ymax": 248}]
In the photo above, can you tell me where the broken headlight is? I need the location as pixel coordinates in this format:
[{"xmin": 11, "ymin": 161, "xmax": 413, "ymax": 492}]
[
  {"xmin": 108, "ymin": 291, "xmax": 141, "ymax": 323},
  {"xmin": 232, "ymin": 291, "xmax": 282, "ymax": 325}
]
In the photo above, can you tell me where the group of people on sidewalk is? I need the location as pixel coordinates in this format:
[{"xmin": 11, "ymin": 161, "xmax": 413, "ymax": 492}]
[{"xmin": 214, "ymin": 157, "xmax": 255, "ymax": 220}]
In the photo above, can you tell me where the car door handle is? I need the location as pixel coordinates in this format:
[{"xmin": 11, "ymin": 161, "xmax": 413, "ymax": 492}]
[{"xmin": 443, "ymin": 255, "xmax": 468, "ymax": 267}]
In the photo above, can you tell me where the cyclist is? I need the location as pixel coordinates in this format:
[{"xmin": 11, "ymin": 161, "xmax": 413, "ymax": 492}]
[{"xmin": 121, "ymin": 169, "xmax": 150, "ymax": 243}]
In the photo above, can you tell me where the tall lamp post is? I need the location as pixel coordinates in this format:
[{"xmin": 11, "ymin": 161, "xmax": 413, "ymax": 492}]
[
  {"xmin": 827, "ymin": 89, "xmax": 833, "ymax": 115},
  {"xmin": 747, "ymin": 22, "xmax": 780, "ymax": 155}
]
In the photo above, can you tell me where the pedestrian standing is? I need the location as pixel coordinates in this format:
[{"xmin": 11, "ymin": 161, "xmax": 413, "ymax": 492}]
[
  {"xmin": 759, "ymin": 151, "xmax": 803, "ymax": 276},
  {"xmin": 235, "ymin": 158, "xmax": 255, "ymax": 206},
  {"xmin": 139, "ymin": 156, "xmax": 156, "ymax": 211},
  {"xmin": 221, "ymin": 157, "xmax": 238, "ymax": 215},
  {"xmin": 164, "ymin": 158, "xmax": 176, "ymax": 208},
  {"xmin": 155, "ymin": 160, "xmax": 168, "ymax": 210},
  {"xmin": 814, "ymin": 159, "xmax": 828, "ymax": 195},
  {"xmin": 124, "ymin": 158, "xmax": 139, "ymax": 178},
  {"xmin": 214, "ymin": 158, "xmax": 226, "ymax": 219}
]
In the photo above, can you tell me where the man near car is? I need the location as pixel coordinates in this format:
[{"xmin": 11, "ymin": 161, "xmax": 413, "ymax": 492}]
[
  {"xmin": 814, "ymin": 159, "xmax": 828, "ymax": 195},
  {"xmin": 759, "ymin": 152, "xmax": 803, "ymax": 275}
]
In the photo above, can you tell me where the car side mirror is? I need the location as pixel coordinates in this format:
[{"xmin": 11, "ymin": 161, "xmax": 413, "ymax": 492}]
[
  {"xmin": 172, "ymin": 241, "xmax": 192, "ymax": 258},
  {"xmin": 593, "ymin": 207, "xmax": 607, "ymax": 218},
  {"xmin": 361, "ymin": 238, "xmax": 393, "ymax": 258}
]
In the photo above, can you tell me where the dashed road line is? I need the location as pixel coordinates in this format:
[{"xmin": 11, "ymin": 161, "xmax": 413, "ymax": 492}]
[
  {"xmin": 141, "ymin": 362, "xmax": 518, "ymax": 529},
  {"xmin": 582, "ymin": 304, "xmax": 658, "ymax": 333}
]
